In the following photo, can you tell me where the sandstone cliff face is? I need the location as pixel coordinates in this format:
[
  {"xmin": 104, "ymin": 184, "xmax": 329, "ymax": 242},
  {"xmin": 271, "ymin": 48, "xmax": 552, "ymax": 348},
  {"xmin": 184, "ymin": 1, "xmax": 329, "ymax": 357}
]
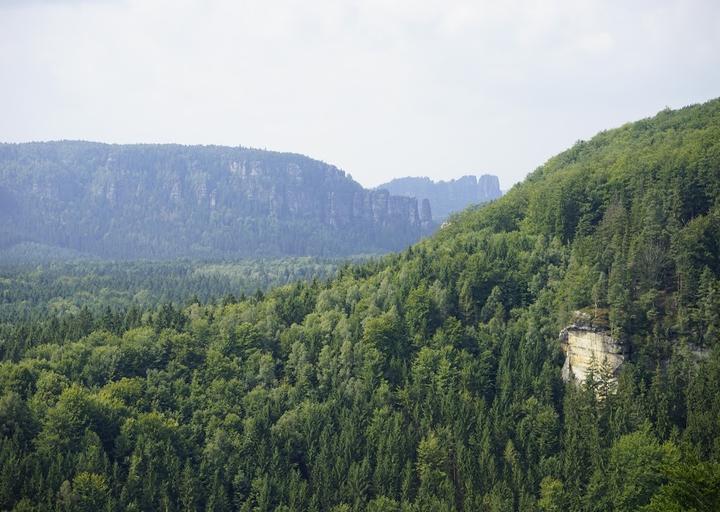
[
  {"xmin": 419, "ymin": 198, "xmax": 433, "ymax": 226},
  {"xmin": 560, "ymin": 317, "xmax": 713, "ymax": 387},
  {"xmin": 560, "ymin": 323, "xmax": 628, "ymax": 384},
  {"xmin": 0, "ymin": 142, "xmax": 435, "ymax": 258},
  {"xmin": 376, "ymin": 174, "xmax": 502, "ymax": 221},
  {"xmin": 477, "ymin": 175, "xmax": 501, "ymax": 200}
]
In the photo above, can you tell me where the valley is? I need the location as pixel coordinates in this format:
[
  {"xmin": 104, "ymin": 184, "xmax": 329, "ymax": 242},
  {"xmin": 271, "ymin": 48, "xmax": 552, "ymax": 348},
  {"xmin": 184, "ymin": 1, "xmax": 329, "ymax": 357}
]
[{"xmin": 1, "ymin": 100, "xmax": 719, "ymax": 510}]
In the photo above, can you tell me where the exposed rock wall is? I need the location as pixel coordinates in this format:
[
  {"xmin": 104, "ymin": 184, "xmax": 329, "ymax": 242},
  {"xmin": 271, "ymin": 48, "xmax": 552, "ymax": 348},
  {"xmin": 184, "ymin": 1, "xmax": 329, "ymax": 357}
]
[
  {"xmin": 376, "ymin": 174, "xmax": 502, "ymax": 221},
  {"xmin": 560, "ymin": 325, "xmax": 628, "ymax": 383},
  {"xmin": 0, "ymin": 141, "xmax": 435, "ymax": 258}
]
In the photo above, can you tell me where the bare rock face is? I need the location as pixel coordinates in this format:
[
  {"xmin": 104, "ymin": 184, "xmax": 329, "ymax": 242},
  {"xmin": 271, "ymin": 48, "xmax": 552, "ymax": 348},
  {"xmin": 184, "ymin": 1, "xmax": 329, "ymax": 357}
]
[
  {"xmin": 376, "ymin": 174, "xmax": 502, "ymax": 221},
  {"xmin": 477, "ymin": 175, "xmax": 501, "ymax": 201},
  {"xmin": 560, "ymin": 312, "xmax": 628, "ymax": 384},
  {"xmin": 420, "ymin": 198, "xmax": 432, "ymax": 221},
  {"xmin": 0, "ymin": 141, "xmax": 436, "ymax": 258}
]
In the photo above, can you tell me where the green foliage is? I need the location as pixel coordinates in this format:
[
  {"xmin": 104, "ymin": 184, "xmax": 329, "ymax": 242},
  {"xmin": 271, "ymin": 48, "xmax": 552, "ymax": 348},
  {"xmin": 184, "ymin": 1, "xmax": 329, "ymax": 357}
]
[
  {"xmin": 644, "ymin": 460, "xmax": 720, "ymax": 512},
  {"xmin": 66, "ymin": 472, "xmax": 110, "ymax": 512},
  {"xmin": 604, "ymin": 429, "xmax": 680, "ymax": 512},
  {"xmin": 0, "ymin": 258, "xmax": 344, "ymax": 360},
  {"xmin": 538, "ymin": 477, "xmax": 565, "ymax": 512},
  {"xmin": 1, "ymin": 99, "xmax": 720, "ymax": 510}
]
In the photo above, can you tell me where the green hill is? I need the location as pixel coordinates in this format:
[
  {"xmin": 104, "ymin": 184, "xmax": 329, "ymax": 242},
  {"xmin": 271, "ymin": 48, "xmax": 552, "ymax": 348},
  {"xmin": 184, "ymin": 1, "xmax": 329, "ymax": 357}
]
[{"xmin": 1, "ymin": 99, "xmax": 719, "ymax": 511}]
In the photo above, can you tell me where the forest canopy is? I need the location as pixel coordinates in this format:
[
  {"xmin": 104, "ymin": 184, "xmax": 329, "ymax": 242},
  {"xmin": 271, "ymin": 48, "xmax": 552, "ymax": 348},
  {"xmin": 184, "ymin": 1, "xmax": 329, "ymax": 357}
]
[{"xmin": 1, "ymin": 99, "xmax": 720, "ymax": 511}]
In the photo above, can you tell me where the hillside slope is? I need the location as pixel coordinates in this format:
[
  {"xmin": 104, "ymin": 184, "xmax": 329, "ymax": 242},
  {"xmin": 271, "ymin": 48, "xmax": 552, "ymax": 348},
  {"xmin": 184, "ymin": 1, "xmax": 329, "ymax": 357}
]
[
  {"xmin": 1, "ymin": 99, "xmax": 719, "ymax": 511},
  {"xmin": 0, "ymin": 142, "xmax": 434, "ymax": 259}
]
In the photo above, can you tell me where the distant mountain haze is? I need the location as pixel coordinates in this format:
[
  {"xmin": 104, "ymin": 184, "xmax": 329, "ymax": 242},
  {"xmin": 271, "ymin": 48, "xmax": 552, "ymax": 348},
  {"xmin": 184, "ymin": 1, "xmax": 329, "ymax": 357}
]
[
  {"xmin": 377, "ymin": 174, "xmax": 502, "ymax": 221},
  {"xmin": 0, "ymin": 141, "xmax": 436, "ymax": 260}
]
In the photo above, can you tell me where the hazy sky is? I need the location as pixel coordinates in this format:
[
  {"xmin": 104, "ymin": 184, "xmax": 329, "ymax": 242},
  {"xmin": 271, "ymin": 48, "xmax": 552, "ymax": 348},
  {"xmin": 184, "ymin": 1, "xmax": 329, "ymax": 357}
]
[{"xmin": 1, "ymin": 0, "xmax": 719, "ymax": 188}]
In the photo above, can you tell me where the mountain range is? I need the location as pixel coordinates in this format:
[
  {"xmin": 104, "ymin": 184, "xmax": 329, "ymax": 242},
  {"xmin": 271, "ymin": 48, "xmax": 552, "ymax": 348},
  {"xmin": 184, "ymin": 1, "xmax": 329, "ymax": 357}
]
[
  {"xmin": 0, "ymin": 142, "xmax": 435, "ymax": 260},
  {"xmin": 377, "ymin": 174, "xmax": 502, "ymax": 221}
]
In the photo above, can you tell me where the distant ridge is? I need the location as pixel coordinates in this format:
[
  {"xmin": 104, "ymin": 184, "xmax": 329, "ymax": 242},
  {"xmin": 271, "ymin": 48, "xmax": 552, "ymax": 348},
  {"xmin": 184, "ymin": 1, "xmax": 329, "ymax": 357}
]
[
  {"xmin": 377, "ymin": 174, "xmax": 501, "ymax": 220},
  {"xmin": 0, "ymin": 141, "xmax": 435, "ymax": 260}
]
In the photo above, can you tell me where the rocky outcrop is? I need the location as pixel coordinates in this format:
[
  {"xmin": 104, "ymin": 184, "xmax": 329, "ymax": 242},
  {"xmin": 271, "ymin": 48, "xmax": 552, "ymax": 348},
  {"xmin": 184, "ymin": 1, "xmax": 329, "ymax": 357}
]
[
  {"xmin": 560, "ymin": 312, "xmax": 628, "ymax": 384},
  {"xmin": 477, "ymin": 175, "xmax": 501, "ymax": 201},
  {"xmin": 420, "ymin": 198, "xmax": 433, "ymax": 227},
  {"xmin": 377, "ymin": 174, "xmax": 502, "ymax": 221}
]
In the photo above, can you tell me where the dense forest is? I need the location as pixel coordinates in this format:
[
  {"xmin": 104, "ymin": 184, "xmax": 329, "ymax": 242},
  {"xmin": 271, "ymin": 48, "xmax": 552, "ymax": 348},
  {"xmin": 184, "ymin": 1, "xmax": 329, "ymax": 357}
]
[
  {"xmin": 0, "ymin": 142, "xmax": 434, "ymax": 260},
  {"xmin": 0, "ymin": 259, "xmax": 348, "ymax": 325},
  {"xmin": 1, "ymin": 98, "xmax": 720, "ymax": 511}
]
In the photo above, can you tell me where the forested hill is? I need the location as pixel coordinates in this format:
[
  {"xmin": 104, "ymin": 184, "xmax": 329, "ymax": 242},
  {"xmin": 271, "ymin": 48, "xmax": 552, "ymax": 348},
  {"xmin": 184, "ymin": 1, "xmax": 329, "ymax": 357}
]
[
  {"xmin": 377, "ymin": 174, "xmax": 502, "ymax": 220},
  {"xmin": 1, "ymin": 99, "xmax": 720, "ymax": 511},
  {"xmin": 0, "ymin": 142, "xmax": 434, "ymax": 260}
]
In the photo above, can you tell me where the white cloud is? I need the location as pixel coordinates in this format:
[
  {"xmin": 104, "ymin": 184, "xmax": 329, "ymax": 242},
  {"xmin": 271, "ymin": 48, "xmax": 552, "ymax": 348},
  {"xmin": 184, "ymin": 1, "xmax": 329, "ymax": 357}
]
[
  {"xmin": 1, "ymin": 0, "xmax": 719, "ymax": 188},
  {"xmin": 578, "ymin": 32, "xmax": 615, "ymax": 53}
]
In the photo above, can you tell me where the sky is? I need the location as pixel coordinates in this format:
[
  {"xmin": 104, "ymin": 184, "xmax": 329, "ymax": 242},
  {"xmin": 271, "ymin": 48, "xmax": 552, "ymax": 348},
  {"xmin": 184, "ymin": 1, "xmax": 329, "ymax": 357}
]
[{"xmin": 1, "ymin": 0, "xmax": 719, "ymax": 189}]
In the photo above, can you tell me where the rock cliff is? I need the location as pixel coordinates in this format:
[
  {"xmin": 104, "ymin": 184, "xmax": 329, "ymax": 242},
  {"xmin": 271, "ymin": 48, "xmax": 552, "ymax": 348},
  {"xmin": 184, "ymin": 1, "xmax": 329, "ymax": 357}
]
[
  {"xmin": 376, "ymin": 174, "xmax": 501, "ymax": 221},
  {"xmin": 560, "ymin": 326, "xmax": 628, "ymax": 383},
  {"xmin": 560, "ymin": 312, "xmax": 628, "ymax": 384},
  {"xmin": 0, "ymin": 141, "xmax": 435, "ymax": 259}
]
